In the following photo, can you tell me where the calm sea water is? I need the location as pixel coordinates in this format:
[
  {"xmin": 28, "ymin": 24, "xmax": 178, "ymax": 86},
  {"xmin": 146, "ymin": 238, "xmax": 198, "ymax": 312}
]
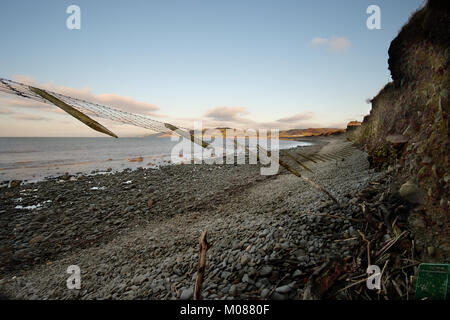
[{"xmin": 0, "ymin": 136, "xmax": 311, "ymax": 182}]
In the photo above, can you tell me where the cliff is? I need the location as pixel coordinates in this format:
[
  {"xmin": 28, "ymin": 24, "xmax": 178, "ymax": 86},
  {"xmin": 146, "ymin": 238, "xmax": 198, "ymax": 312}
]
[
  {"xmin": 345, "ymin": 121, "xmax": 362, "ymax": 140},
  {"xmin": 354, "ymin": 0, "xmax": 449, "ymax": 261}
]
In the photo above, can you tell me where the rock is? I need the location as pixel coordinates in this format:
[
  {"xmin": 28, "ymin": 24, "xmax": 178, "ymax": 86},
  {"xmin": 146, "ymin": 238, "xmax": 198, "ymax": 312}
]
[
  {"xmin": 132, "ymin": 274, "xmax": 147, "ymax": 285},
  {"xmin": 399, "ymin": 181, "xmax": 425, "ymax": 204},
  {"xmin": 242, "ymin": 274, "xmax": 250, "ymax": 283},
  {"xmin": 293, "ymin": 269, "xmax": 302, "ymax": 277},
  {"xmin": 386, "ymin": 134, "xmax": 408, "ymax": 145},
  {"xmin": 259, "ymin": 265, "xmax": 272, "ymax": 277},
  {"xmin": 228, "ymin": 285, "xmax": 237, "ymax": 295},
  {"xmin": 272, "ymin": 292, "xmax": 287, "ymax": 300},
  {"xmin": 29, "ymin": 235, "xmax": 45, "ymax": 245},
  {"xmin": 260, "ymin": 288, "xmax": 270, "ymax": 298},
  {"xmin": 180, "ymin": 287, "xmax": 193, "ymax": 300},
  {"xmin": 280, "ymin": 242, "xmax": 290, "ymax": 250},
  {"xmin": 61, "ymin": 173, "xmax": 71, "ymax": 181},
  {"xmin": 9, "ymin": 180, "xmax": 22, "ymax": 188},
  {"xmin": 240, "ymin": 254, "xmax": 250, "ymax": 266},
  {"xmin": 275, "ymin": 283, "xmax": 294, "ymax": 294},
  {"xmin": 293, "ymin": 248, "xmax": 306, "ymax": 259}
]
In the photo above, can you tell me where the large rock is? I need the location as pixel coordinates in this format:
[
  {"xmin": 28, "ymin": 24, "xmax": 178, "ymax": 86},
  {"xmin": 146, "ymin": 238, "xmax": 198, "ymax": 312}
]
[
  {"xmin": 399, "ymin": 181, "xmax": 425, "ymax": 204},
  {"xmin": 386, "ymin": 134, "xmax": 408, "ymax": 145}
]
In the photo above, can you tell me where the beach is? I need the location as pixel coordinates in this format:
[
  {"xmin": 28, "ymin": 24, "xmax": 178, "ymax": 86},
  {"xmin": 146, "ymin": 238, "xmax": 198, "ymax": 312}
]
[{"xmin": 0, "ymin": 135, "xmax": 385, "ymax": 299}]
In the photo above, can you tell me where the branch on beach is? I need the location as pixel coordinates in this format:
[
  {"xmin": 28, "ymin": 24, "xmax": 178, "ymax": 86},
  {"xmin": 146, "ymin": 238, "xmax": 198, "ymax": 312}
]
[{"xmin": 194, "ymin": 230, "xmax": 211, "ymax": 300}]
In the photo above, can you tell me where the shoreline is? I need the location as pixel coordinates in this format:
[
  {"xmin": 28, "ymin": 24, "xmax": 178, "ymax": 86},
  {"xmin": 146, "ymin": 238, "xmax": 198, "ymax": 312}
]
[{"xmin": 0, "ymin": 137, "xmax": 320, "ymax": 186}]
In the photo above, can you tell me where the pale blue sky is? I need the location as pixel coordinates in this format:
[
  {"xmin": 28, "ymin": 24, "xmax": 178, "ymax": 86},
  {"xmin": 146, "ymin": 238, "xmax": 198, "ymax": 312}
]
[{"xmin": 0, "ymin": 0, "xmax": 424, "ymax": 136}]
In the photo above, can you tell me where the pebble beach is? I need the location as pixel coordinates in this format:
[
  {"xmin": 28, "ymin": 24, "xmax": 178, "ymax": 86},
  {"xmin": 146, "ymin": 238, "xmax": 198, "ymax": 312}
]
[{"xmin": 0, "ymin": 135, "xmax": 385, "ymax": 300}]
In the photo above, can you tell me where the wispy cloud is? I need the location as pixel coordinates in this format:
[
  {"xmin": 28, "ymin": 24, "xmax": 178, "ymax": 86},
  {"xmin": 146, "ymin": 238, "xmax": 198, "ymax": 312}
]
[
  {"xmin": 199, "ymin": 106, "xmax": 323, "ymax": 130},
  {"xmin": 0, "ymin": 107, "xmax": 14, "ymax": 115},
  {"xmin": 14, "ymin": 114, "xmax": 52, "ymax": 121},
  {"xmin": 204, "ymin": 106, "xmax": 249, "ymax": 122},
  {"xmin": 276, "ymin": 112, "xmax": 314, "ymax": 123},
  {"xmin": 311, "ymin": 36, "xmax": 351, "ymax": 51},
  {"xmin": 311, "ymin": 37, "xmax": 329, "ymax": 46}
]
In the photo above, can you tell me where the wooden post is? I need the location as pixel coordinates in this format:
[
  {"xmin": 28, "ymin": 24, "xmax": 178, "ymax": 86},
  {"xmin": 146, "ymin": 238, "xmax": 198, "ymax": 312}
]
[
  {"xmin": 193, "ymin": 230, "xmax": 211, "ymax": 300},
  {"xmin": 29, "ymin": 86, "xmax": 118, "ymax": 138}
]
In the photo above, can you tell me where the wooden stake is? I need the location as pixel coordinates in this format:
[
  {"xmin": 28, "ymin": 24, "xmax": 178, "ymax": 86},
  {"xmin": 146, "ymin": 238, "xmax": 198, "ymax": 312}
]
[
  {"xmin": 193, "ymin": 230, "xmax": 211, "ymax": 300},
  {"xmin": 29, "ymin": 86, "xmax": 118, "ymax": 138}
]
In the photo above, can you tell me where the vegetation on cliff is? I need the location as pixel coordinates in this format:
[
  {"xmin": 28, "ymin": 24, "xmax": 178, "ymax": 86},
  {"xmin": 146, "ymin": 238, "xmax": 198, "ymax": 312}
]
[{"xmin": 354, "ymin": 0, "xmax": 449, "ymax": 261}]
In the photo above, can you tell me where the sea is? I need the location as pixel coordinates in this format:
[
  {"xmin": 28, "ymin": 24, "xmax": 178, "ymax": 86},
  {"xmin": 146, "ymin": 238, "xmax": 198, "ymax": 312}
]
[{"xmin": 0, "ymin": 136, "xmax": 312, "ymax": 183}]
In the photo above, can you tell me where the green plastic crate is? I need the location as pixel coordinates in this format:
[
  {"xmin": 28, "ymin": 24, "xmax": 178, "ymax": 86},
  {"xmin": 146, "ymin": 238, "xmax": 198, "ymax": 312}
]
[{"xmin": 415, "ymin": 263, "xmax": 449, "ymax": 300}]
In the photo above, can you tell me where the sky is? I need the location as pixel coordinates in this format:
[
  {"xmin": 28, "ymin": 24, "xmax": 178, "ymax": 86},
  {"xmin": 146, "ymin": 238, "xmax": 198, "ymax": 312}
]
[{"xmin": 0, "ymin": 0, "xmax": 424, "ymax": 137}]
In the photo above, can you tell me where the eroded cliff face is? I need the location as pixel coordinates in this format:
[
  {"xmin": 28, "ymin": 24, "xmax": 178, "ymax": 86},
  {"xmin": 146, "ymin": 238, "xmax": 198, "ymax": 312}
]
[{"xmin": 355, "ymin": 0, "xmax": 449, "ymax": 261}]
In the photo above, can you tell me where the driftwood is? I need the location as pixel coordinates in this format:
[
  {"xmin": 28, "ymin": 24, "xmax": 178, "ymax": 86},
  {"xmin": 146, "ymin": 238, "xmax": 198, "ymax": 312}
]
[
  {"xmin": 320, "ymin": 174, "xmax": 420, "ymax": 300},
  {"xmin": 193, "ymin": 230, "xmax": 211, "ymax": 300}
]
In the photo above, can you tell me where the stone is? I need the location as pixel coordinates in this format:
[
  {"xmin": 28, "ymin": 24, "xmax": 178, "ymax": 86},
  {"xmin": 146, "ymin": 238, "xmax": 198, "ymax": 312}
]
[
  {"xmin": 280, "ymin": 242, "xmax": 290, "ymax": 250},
  {"xmin": 272, "ymin": 292, "xmax": 287, "ymax": 300},
  {"xmin": 275, "ymin": 284, "xmax": 293, "ymax": 294},
  {"xmin": 260, "ymin": 288, "xmax": 270, "ymax": 298},
  {"xmin": 293, "ymin": 248, "xmax": 306, "ymax": 259},
  {"xmin": 259, "ymin": 265, "xmax": 272, "ymax": 277},
  {"xmin": 293, "ymin": 269, "xmax": 302, "ymax": 277},
  {"xmin": 240, "ymin": 254, "xmax": 250, "ymax": 266},
  {"xmin": 180, "ymin": 287, "xmax": 193, "ymax": 300},
  {"xmin": 29, "ymin": 235, "xmax": 45, "ymax": 245},
  {"xmin": 132, "ymin": 274, "xmax": 147, "ymax": 285},
  {"xmin": 9, "ymin": 180, "xmax": 22, "ymax": 188},
  {"xmin": 399, "ymin": 181, "xmax": 425, "ymax": 204},
  {"xmin": 228, "ymin": 285, "xmax": 237, "ymax": 295},
  {"xmin": 386, "ymin": 134, "xmax": 408, "ymax": 145}
]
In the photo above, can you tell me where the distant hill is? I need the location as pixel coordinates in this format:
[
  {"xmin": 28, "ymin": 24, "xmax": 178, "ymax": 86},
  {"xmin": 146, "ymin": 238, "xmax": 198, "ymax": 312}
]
[
  {"xmin": 148, "ymin": 127, "xmax": 346, "ymax": 139},
  {"xmin": 279, "ymin": 128, "xmax": 345, "ymax": 138}
]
